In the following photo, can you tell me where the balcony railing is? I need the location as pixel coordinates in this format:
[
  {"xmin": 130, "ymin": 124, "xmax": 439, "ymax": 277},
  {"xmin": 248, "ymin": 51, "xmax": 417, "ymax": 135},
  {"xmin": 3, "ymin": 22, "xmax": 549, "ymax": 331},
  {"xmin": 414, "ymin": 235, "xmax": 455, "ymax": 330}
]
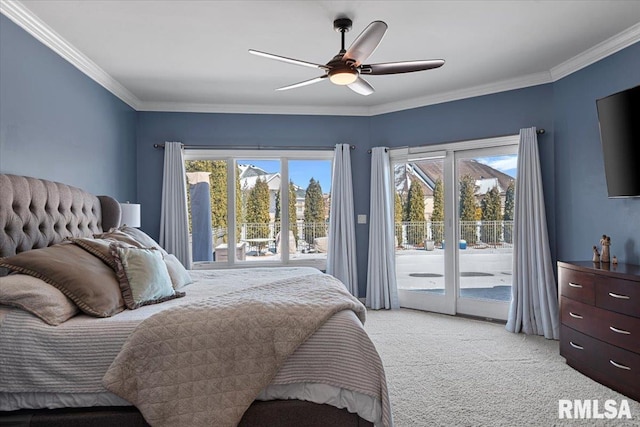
[
  {"xmin": 209, "ymin": 221, "xmax": 329, "ymax": 253},
  {"xmin": 396, "ymin": 220, "xmax": 514, "ymax": 250}
]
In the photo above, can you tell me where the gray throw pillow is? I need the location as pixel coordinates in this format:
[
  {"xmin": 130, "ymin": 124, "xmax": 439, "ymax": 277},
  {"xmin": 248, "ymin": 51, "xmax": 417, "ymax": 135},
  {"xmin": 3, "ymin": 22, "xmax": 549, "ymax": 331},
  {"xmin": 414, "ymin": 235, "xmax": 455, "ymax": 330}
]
[{"xmin": 110, "ymin": 243, "xmax": 184, "ymax": 309}]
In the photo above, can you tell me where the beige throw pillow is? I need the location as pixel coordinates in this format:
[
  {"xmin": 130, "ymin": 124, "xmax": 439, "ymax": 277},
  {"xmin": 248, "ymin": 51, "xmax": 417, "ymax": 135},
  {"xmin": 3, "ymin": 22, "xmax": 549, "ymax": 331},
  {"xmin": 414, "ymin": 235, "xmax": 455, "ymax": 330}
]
[
  {"xmin": 0, "ymin": 244, "xmax": 125, "ymax": 317},
  {"xmin": 163, "ymin": 254, "xmax": 193, "ymax": 289},
  {"xmin": 0, "ymin": 274, "xmax": 79, "ymax": 325}
]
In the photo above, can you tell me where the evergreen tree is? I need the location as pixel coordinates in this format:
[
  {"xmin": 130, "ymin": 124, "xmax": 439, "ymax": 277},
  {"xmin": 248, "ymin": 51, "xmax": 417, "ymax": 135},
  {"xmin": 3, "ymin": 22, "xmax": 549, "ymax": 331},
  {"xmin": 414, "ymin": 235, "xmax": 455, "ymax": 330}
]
[
  {"xmin": 303, "ymin": 178, "xmax": 326, "ymax": 244},
  {"xmin": 245, "ymin": 177, "xmax": 271, "ymax": 239},
  {"xmin": 480, "ymin": 186, "xmax": 502, "ymax": 244},
  {"xmin": 394, "ymin": 191, "xmax": 403, "ymax": 247},
  {"xmin": 405, "ymin": 181, "xmax": 425, "ymax": 245},
  {"xmin": 459, "ymin": 174, "xmax": 478, "ymax": 244},
  {"xmin": 430, "ymin": 178, "xmax": 444, "ymax": 244},
  {"xmin": 503, "ymin": 181, "xmax": 515, "ymax": 243}
]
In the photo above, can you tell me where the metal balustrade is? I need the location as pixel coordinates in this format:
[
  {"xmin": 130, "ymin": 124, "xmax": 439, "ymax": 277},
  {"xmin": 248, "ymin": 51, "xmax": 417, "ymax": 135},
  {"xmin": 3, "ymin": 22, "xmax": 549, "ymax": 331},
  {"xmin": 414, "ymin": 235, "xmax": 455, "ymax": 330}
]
[{"xmin": 396, "ymin": 220, "xmax": 514, "ymax": 250}]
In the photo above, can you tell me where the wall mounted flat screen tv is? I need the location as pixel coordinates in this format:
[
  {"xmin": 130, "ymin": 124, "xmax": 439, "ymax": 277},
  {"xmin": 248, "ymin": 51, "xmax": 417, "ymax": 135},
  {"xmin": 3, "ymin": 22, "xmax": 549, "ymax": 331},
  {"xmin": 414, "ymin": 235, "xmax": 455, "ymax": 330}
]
[{"xmin": 596, "ymin": 85, "xmax": 640, "ymax": 198}]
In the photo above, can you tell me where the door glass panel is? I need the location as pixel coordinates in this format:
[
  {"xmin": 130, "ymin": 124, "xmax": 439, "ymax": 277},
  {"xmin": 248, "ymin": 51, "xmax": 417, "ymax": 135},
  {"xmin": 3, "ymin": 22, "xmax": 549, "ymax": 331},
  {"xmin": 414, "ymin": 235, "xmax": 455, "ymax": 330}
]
[
  {"xmin": 395, "ymin": 158, "xmax": 446, "ymax": 296},
  {"xmin": 456, "ymin": 154, "xmax": 517, "ymax": 302}
]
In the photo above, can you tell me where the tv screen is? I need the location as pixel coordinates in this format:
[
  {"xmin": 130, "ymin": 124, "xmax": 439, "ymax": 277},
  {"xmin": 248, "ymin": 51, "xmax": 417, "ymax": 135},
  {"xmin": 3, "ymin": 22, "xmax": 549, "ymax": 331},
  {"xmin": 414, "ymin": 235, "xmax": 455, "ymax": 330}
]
[{"xmin": 596, "ymin": 85, "xmax": 640, "ymax": 198}]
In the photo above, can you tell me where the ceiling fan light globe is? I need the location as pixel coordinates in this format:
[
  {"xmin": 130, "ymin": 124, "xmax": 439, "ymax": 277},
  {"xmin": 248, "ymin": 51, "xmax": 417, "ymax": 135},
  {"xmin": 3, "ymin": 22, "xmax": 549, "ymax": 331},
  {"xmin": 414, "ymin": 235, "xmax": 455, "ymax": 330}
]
[{"xmin": 329, "ymin": 70, "xmax": 358, "ymax": 85}]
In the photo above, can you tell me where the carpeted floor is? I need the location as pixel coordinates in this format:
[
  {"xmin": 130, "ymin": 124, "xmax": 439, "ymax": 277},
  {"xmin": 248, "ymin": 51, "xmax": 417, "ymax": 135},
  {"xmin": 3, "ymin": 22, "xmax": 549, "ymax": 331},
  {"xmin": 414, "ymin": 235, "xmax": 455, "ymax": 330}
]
[{"xmin": 364, "ymin": 309, "xmax": 640, "ymax": 426}]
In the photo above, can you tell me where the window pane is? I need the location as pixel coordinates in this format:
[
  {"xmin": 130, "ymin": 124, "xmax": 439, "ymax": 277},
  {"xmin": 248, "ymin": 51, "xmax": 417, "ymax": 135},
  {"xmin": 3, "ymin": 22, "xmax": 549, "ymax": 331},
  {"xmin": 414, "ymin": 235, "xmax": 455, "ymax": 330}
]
[
  {"xmin": 237, "ymin": 159, "xmax": 281, "ymax": 262},
  {"xmin": 185, "ymin": 160, "xmax": 229, "ymax": 263},
  {"xmin": 289, "ymin": 160, "xmax": 332, "ymax": 263}
]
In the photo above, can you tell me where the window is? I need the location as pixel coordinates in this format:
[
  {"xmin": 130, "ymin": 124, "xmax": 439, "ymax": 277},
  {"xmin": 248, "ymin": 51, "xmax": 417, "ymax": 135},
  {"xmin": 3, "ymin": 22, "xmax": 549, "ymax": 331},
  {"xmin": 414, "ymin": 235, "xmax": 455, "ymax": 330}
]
[{"xmin": 184, "ymin": 150, "xmax": 333, "ymax": 269}]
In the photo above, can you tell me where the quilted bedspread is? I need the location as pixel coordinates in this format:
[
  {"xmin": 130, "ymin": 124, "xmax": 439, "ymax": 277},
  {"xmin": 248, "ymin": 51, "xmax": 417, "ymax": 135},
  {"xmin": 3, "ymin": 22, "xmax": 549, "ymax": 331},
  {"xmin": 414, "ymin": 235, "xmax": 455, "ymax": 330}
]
[{"xmin": 103, "ymin": 273, "xmax": 367, "ymax": 427}]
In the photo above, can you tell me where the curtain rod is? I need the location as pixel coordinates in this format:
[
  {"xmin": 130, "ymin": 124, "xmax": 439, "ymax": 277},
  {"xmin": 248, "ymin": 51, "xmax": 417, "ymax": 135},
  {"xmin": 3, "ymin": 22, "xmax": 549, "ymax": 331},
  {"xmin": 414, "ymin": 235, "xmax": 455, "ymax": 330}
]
[
  {"xmin": 153, "ymin": 143, "xmax": 355, "ymax": 151},
  {"xmin": 367, "ymin": 128, "xmax": 545, "ymax": 153}
]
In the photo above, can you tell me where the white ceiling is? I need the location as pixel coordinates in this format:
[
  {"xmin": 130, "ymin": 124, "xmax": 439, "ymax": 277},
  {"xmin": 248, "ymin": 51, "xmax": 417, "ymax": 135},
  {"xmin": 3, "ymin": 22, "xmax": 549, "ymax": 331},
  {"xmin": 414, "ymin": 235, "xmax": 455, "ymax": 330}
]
[{"xmin": 4, "ymin": 0, "xmax": 640, "ymax": 115}]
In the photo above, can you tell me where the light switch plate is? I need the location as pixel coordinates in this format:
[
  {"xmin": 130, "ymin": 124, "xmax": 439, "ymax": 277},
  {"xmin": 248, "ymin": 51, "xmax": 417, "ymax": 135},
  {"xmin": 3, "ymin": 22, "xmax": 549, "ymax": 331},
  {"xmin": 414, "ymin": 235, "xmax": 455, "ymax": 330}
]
[{"xmin": 357, "ymin": 214, "xmax": 367, "ymax": 224}]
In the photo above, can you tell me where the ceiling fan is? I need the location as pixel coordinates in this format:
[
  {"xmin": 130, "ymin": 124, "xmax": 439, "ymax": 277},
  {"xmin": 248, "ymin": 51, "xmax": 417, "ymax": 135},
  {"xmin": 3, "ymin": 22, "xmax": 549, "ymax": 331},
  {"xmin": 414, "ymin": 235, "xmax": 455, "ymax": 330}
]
[{"xmin": 249, "ymin": 18, "xmax": 445, "ymax": 96}]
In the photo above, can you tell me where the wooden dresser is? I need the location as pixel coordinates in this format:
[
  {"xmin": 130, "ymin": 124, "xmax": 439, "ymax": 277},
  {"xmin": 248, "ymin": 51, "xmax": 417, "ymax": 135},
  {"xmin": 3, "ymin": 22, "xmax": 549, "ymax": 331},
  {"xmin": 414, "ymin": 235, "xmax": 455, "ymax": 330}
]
[{"xmin": 558, "ymin": 261, "xmax": 640, "ymax": 402}]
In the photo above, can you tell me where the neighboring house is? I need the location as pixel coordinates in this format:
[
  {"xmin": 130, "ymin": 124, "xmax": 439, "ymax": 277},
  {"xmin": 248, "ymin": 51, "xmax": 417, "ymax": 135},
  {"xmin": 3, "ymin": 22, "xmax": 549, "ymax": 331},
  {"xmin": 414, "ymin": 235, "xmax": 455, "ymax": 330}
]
[
  {"xmin": 394, "ymin": 159, "xmax": 515, "ymax": 220},
  {"xmin": 238, "ymin": 164, "xmax": 307, "ymax": 220}
]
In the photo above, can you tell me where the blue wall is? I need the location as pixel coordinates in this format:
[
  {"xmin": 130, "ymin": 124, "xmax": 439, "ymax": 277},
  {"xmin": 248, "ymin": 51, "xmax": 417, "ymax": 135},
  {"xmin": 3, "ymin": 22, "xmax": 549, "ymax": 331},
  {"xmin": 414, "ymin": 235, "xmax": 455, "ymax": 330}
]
[
  {"xmin": 370, "ymin": 85, "xmax": 557, "ymax": 261},
  {"xmin": 553, "ymin": 42, "xmax": 640, "ymax": 265},
  {"xmin": 3, "ymin": 9, "xmax": 639, "ymax": 294},
  {"xmin": 136, "ymin": 112, "xmax": 372, "ymax": 293},
  {"xmin": 136, "ymin": 85, "xmax": 555, "ymax": 296},
  {"xmin": 0, "ymin": 15, "xmax": 137, "ymax": 201}
]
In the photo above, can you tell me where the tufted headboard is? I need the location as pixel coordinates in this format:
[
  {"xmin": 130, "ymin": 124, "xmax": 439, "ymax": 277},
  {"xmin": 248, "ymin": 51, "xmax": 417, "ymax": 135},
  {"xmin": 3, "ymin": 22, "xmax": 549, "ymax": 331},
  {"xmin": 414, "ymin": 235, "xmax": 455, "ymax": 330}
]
[{"xmin": 0, "ymin": 174, "xmax": 121, "ymax": 258}]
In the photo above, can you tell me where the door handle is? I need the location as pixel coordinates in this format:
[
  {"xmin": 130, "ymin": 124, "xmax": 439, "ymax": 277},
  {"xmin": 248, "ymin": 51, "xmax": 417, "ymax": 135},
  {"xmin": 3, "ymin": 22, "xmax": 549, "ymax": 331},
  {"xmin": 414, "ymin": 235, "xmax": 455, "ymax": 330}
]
[
  {"xmin": 569, "ymin": 312, "xmax": 583, "ymax": 319},
  {"xmin": 568, "ymin": 283, "xmax": 582, "ymax": 288}
]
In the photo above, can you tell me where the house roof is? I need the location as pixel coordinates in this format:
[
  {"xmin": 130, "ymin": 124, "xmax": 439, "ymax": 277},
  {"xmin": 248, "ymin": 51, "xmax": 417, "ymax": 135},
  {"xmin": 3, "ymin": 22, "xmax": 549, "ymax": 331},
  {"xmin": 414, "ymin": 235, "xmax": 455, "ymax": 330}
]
[{"xmin": 395, "ymin": 159, "xmax": 514, "ymax": 197}]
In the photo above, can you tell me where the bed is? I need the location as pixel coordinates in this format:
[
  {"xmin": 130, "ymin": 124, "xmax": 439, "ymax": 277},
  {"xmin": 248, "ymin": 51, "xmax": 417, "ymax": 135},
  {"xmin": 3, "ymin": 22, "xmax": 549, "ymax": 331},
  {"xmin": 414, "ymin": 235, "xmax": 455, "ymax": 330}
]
[{"xmin": 0, "ymin": 174, "xmax": 391, "ymax": 427}]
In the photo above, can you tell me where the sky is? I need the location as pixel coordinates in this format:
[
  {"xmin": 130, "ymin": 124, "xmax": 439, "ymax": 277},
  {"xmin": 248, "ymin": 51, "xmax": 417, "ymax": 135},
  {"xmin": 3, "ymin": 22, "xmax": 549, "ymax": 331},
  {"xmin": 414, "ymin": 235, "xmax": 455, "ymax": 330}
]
[
  {"xmin": 477, "ymin": 155, "xmax": 517, "ymax": 178},
  {"xmin": 237, "ymin": 155, "xmax": 515, "ymax": 192},
  {"xmin": 238, "ymin": 159, "xmax": 332, "ymax": 191}
]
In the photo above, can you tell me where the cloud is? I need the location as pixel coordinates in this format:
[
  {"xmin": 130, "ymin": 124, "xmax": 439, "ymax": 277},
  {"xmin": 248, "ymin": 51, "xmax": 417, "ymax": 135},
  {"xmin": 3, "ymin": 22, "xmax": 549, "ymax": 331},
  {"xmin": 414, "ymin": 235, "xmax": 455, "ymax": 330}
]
[{"xmin": 477, "ymin": 155, "xmax": 517, "ymax": 173}]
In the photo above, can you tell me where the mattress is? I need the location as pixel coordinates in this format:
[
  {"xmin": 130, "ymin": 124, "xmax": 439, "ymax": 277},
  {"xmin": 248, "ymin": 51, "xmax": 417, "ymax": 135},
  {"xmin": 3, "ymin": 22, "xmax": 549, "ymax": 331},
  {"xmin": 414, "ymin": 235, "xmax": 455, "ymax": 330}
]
[{"xmin": 0, "ymin": 267, "xmax": 390, "ymax": 426}]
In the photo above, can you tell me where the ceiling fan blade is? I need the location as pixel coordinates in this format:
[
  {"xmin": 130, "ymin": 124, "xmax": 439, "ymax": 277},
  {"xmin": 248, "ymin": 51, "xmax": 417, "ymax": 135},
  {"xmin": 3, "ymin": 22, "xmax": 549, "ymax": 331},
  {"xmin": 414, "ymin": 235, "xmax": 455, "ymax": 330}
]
[
  {"xmin": 343, "ymin": 21, "xmax": 388, "ymax": 66},
  {"xmin": 276, "ymin": 75, "xmax": 328, "ymax": 91},
  {"xmin": 347, "ymin": 76, "xmax": 375, "ymax": 96},
  {"xmin": 360, "ymin": 59, "xmax": 445, "ymax": 75},
  {"xmin": 249, "ymin": 49, "xmax": 329, "ymax": 70}
]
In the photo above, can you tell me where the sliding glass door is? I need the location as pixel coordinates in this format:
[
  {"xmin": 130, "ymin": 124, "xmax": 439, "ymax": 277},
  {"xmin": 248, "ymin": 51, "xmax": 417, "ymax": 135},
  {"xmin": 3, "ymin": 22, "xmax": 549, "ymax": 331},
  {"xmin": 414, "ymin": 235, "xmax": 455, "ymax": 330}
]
[
  {"xmin": 393, "ymin": 136, "xmax": 518, "ymax": 320},
  {"xmin": 454, "ymin": 145, "xmax": 517, "ymax": 320}
]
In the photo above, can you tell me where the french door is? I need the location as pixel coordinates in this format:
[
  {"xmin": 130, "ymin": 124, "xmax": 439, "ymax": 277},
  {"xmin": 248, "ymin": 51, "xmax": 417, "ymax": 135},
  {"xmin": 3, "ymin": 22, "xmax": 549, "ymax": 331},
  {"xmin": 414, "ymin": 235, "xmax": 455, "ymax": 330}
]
[{"xmin": 393, "ymin": 136, "xmax": 518, "ymax": 321}]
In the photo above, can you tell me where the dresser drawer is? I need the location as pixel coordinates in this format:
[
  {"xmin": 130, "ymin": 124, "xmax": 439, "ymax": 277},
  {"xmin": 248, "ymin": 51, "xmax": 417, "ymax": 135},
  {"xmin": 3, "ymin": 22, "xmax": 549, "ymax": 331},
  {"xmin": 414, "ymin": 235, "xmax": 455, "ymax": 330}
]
[
  {"xmin": 561, "ymin": 296, "xmax": 640, "ymax": 353},
  {"xmin": 560, "ymin": 325, "xmax": 598, "ymax": 365},
  {"xmin": 559, "ymin": 267, "xmax": 595, "ymax": 304},
  {"xmin": 561, "ymin": 326, "xmax": 640, "ymax": 394},
  {"xmin": 596, "ymin": 276, "xmax": 640, "ymax": 318}
]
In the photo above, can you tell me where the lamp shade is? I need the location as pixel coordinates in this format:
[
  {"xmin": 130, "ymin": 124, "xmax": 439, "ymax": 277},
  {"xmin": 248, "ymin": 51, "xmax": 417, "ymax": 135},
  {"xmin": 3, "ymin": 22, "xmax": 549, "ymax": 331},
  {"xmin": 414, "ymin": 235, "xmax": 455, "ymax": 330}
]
[{"xmin": 119, "ymin": 203, "xmax": 141, "ymax": 228}]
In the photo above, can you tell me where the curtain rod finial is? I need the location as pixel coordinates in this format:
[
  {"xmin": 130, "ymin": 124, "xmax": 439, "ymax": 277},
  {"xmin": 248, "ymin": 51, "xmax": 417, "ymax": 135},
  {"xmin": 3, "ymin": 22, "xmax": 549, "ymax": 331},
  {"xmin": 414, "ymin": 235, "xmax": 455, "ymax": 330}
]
[{"xmin": 537, "ymin": 129, "xmax": 545, "ymax": 135}]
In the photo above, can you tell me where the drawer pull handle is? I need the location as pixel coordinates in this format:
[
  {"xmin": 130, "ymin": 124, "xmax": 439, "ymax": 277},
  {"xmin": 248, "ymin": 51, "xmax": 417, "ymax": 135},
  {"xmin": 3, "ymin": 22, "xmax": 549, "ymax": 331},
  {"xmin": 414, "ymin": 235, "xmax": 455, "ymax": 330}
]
[
  {"xmin": 568, "ymin": 282, "xmax": 583, "ymax": 288},
  {"xmin": 610, "ymin": 360, "xmax": 631, "ymax": 371},
  {"xmin": 609, "ymin": 326, "xmax": 631, "ymax": 335},
  {"xmin": 569, "ymin": 312, "xmax": 583, "ymax": 319},
  {"xmin": 569, "ymin": 341, "xmax": 584, "ymax": 350},
  {"xmin": 609, "ymin": 292, "xmax": 630, "ymax": 300}
]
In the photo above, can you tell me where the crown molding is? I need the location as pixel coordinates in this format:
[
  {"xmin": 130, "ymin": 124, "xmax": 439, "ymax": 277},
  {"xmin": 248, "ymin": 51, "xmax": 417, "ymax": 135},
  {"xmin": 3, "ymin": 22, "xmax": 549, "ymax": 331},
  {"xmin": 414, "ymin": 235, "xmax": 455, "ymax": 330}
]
[
  {"xmin": 137, "ymin": 101, "xmax": 371, "ymax": 116},
  {"xmin": 2, "ymin": 0, "xmax": 638, "ymax": 117},
  {"xmin": 0, "ymin": 0, "xmax": 141, "ymax": 110},
  {"xmin": 369, "ymin": 71, "xmax": 553, "ymax": 116},
  {"xmin": 550, "ymin": 22, "xmax": 640, "ymax": 81}
]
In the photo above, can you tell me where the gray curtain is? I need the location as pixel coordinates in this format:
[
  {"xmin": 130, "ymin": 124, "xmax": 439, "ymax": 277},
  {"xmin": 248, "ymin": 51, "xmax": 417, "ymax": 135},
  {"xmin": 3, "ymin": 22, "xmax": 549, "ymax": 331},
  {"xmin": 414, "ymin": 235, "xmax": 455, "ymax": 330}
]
[
  {"xmin": 366, "ymin": 147, "xmax": 399, "ymax": 309},
  {"xmin": 327, "ymin": 143, "xmax": 358, "ymax": 296},
  {"xmin": 506, "ymin": 127, "xmax": 559, "ymax": 339},
  {"xmin": 159, "ymin": 141, "xmax": 191, "ymax": 269}
]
